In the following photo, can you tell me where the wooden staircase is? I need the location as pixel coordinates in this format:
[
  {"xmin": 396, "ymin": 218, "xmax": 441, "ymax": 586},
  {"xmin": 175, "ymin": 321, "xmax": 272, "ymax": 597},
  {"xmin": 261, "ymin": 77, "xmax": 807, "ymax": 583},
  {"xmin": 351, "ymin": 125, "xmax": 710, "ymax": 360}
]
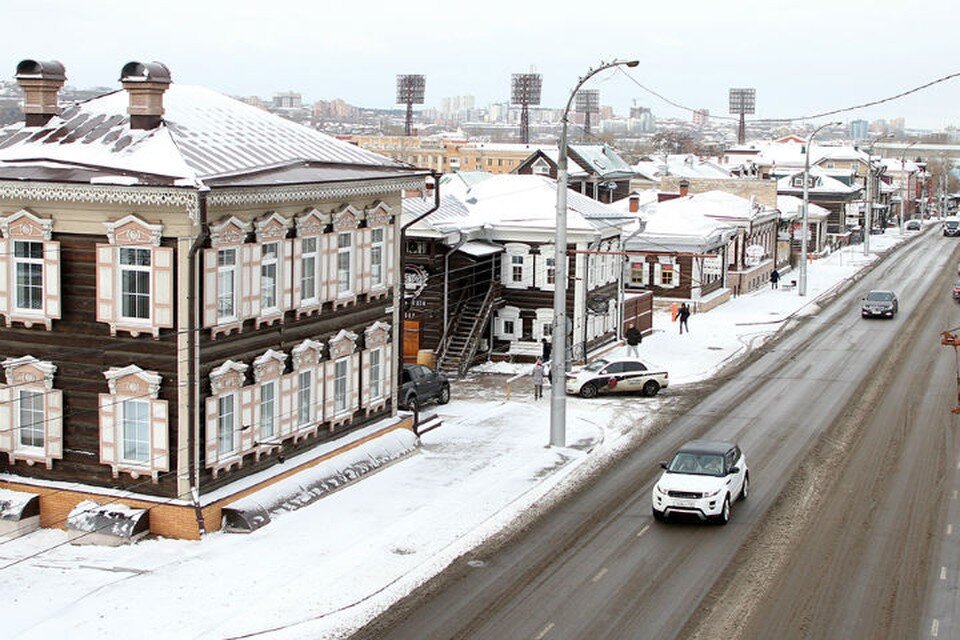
[{"xmin": 437, "ymin": 286, "xmax": 499, "ymax": 378}]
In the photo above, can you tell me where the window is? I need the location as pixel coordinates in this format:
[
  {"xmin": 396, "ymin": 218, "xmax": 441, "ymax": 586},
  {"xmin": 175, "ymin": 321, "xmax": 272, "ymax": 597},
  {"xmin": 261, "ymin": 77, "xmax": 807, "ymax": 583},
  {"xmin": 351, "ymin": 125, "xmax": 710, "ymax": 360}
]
[
  {"xmin": 218, "ymin": 394, "xmax": 235, "ymax": 455},
  {"xmin": 260, "ymin": 242, "xmax": 278, "ymax": 310},
  {"xmin": 119, "ymin": 247, "xmax": 151, "ymax": 320},
  {"xmin": 406, "ymin": 240, "xmax": 428, "ymax": 255},
  {"xmin": 297, "ymin": 370, "xmax": 312, "ymax": 427},
  {"xmin": 542, "ymin": 323, "xmax": 552, "ymax": 337},
  {"xmin": 504, "ymin": 319, "xmax": 515, "ymax": 335},
  {"xmin": 300, "ymin": 237, "xmax": 317, "ymax": 302},
  {"xmin": 369, "ymin": 348, "xmax": 382, "ymax": 400},
  {"xmin": 334, "ymin": 358, "xmax": 349, "ymax": 413},
  {"xmin": 511, "ymin": 255, "xmax": 524, "ymax": 283},
  {"xmin": 661, "ymin": 265, "xmax": 674, "ymax": 286},
  {"xmin": 259, "ymin": 381, "xmax": 276, "ymax": 439},
  {"xmin": 217, "ymin": 248, "xmax": 237, "ymax": 320},
  {"xmin": 337, "ymin": 232, "xmax": 353, "ymax": 294},
  {"xmin": 122, "ymin": 399, "xmax": 150, "ymax": 463},
  {"xmin": 630, "ymin": 261, "xmax": 646, "ymax": 286},
  {"xmin": 546, "ymin": 257, "xmax": 556, "ymax": 285},
  {"xmin": 13, "ymin": 241, "xmax": 43, "ymax": 311},
  {"xmin": 18, "ymin": 389, "xmax": 44, "ymax": 448},
  {"xmin": 371, "ymin": 228, "xmax": 385, "ymax": 287}
]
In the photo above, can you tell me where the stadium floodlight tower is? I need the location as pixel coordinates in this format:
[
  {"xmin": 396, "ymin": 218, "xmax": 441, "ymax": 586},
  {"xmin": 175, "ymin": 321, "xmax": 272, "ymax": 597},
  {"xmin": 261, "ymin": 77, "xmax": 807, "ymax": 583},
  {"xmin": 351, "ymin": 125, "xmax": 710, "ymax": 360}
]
[
  {"xmin": 511, "ymin": 73, "xmax": 542, "ymax": 144},
  {"xmin": 729, "ymin": 87, "xmax": 756, "ymax": 144},
  {"xmin": 396, "ymin": 74, "xmax": 426, "ymax": 136},
  {"xmin": 575, "ymin": 89, "xmax": 600, "ymax": 139}
]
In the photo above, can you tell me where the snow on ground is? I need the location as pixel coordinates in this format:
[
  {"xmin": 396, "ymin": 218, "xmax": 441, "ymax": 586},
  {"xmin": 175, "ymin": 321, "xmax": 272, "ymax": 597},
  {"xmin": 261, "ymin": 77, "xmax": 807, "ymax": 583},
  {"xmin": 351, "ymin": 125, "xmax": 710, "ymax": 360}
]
[{"xmin": 0, "ymin": 226, "xmax": 924, "ymax": 639}]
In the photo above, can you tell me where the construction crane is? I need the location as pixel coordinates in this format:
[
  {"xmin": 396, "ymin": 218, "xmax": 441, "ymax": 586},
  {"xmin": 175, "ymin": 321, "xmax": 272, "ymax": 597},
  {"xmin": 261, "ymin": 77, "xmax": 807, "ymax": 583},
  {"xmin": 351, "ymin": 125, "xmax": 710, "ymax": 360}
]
[{"xmin": 940, "ymin": 327, "xmax": 960, "ymax": 413}]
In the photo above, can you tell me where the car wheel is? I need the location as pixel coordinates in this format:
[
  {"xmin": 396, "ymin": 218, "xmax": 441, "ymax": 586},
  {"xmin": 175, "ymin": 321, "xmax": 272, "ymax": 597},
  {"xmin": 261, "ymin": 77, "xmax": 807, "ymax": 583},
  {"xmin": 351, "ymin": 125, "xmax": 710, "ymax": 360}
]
[
  {"xmin": 739, "ymin": 474, "xmax": 749, "ymax": 501},
  {"xmin": 438, "ymin": 385, "xmax": 451, "ymax": 405},
  {"xmin": 652, "ymin": 506, "xmax": 665, "ymax": 522},
  {"xmin": 716, "ymin": 496, "xmax": 730, "ymax": 525},
  {"xmin": 642, "ymin": 380, "xmax": 661, "ymax": 397},
  {"xmin": 579, "ymin": 383, "xmax": 598, "ymax": 399}
]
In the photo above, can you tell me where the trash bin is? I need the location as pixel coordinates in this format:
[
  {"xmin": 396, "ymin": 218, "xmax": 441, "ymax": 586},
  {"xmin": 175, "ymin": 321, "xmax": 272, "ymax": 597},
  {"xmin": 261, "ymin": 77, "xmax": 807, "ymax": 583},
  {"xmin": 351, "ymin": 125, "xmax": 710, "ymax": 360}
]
[{"xmin": 417, "ymin": 349, "xmax": 436, "ymax": 370}]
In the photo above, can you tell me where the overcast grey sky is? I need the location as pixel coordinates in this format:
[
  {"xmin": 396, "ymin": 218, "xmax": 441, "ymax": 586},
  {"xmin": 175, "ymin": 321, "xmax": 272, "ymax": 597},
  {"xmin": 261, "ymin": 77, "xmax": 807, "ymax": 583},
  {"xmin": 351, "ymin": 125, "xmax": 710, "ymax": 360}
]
[{"xmin": 5, "ymin": 0, "xmax": 960, "ymax": 129}]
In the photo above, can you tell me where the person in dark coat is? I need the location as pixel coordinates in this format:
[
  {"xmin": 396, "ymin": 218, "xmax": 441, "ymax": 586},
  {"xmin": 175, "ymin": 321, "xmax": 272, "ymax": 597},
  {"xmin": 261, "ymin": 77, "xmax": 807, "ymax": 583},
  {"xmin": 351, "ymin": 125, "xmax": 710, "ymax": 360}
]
[
  {"xmin": 770, "ymin": 269, "xmax": 780, "ymax": 289},
  {"xmin": 678, "ymin": 303, "xmax": 691, "ymax": 334},
  {"xmin": 625, "ymin": 324, "xmax": 642, "ymax": 357},
  {"xmin": 541, "ymin": 337, "xmax": 552, "ymax": 363}
]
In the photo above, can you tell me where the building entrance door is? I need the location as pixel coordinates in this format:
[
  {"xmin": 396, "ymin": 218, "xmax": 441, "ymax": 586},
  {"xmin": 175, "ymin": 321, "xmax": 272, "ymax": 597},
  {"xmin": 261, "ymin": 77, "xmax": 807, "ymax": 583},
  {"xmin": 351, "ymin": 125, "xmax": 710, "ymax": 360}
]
[{"xmin": 403, "ymin": 320, "xmax": 420, "ymax": 364}]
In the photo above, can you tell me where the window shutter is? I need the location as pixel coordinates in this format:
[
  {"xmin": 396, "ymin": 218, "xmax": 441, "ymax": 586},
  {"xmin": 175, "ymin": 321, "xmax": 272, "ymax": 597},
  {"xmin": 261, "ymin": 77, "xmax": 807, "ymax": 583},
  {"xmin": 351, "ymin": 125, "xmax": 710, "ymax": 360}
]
[
  {"xmin": 0, "ymin": 385, "xmax": 11, "ymax": 454},
  {"xmin": 350, "ymin": 352, "xmax": 360, "ymax": 413},
  {"xmin": 323, "ymin": 361, "xmax": 335, "ymax": 423},
  {"xmin": 42, "ymin": 240, "xmax": 61, "ymax": 323},
  {"xmin": 205, "ymin": 396, "xmax": 219, "ymax": 470},
  {"xmin": 359, "ymin": 228, "xmax": 372, "ymax": 294},
  {"xmin": 292, "ymin": 238, "xmax": 303, "ymax": 309},
  {"xmin": 45, "ymin": 388, "xmax": 63, "ymax": 468},
  {"xmin": 523, "ymin": 254, "xmax": 534, "ymax": 288},
  {"xmin": 500, "ymin": 253, "xmax": 511, "ymax": 286},
  {"xmin": 317, "ymin": 234, "xmax": 328, "ymax": 303},
  {"xmin": 150, "ymin": 399, "xmax": 169, "ymax": 475},
  {"xmin": 244, "ymin": 244, "xmax": 261, "ymax": 320},
  {"xmin": 96, "ymin": 244, "xmax": 116, "ymax": 326},
  {"xmin": 385, "ymin": 225, "xmax": 396, "ymax": 290},
  {"xmin": 314, "ymin": 365, "xmax": 324, "ymax": 425},
  {"xmin": 383, "ymin": 343, "xmax": 393, "ymax": 402},
  {"xmin": 152, "ymin": 246, "xmax": 174, "ymax": 331},
  {"xmin": 642, "ymin": 262, "xmax": 650, "ymax": 286},
  {"xmin": 203, "ymin": 249, "xmax": 218, "ymax": 328},
  {"xmin": 361, "ymin": 350, "xmax": 371, "ymax": 410},
  {"xmin": 653, "ymin": 263, "xmax": 662, "ymax": 286},
  {"xmin": 0, "ymin": 238, "xmax": 8, "ymax": 317},
  {"xmin": 240, "ymin": 387, "xmax": 255, "ymax": 453},
  {"xmin": 99, "ymin": 393, "xmax": 117, "ymax": 472},
  {"xmin": 279, "ymin": 373, "xmax": 294, "ymax": 438},
  {"xmin": 326, "ymin": 234, "xmax": 338, "ymax": 300},
  {"xmin": 673, "ymin": 263, "xmax": 682, "ymax": 289},
  {"xmin": 282, "ymin": 238, "xmax": 293, "ymax": 312}
]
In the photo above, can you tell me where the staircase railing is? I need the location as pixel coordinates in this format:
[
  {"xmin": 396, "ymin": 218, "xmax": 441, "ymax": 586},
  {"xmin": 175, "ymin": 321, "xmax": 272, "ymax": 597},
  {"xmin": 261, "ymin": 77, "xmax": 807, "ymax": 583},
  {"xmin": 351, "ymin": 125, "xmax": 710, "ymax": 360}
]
[
  {"xmin": 436, "ymin": 287, "xmax": 467, "ymax": 369},
  {"xmin": 456, "ymin": 285, "xmax": 499, "ymax": 377}
]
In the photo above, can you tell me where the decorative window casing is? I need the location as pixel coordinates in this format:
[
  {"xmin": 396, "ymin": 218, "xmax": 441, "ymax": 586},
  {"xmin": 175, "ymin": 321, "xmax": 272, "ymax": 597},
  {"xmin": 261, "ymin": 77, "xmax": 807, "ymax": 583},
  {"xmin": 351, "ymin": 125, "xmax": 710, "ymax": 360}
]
[
  {"xmin": 292, "ymin": 208, "xmax": 330, "ymax": 318},
  {"xmin": 290, "ymin": 339, "xmax": 324, "ymax": 441},
  {"xmin": 629, "ymin": 260, "xmax": 649, "ymax": 287},
  {"xmin": 330, "ymin": 205, "xmax": 361, "ymax": 308},
  {"xmin": 362, "ymin": 201, "xmax": 394, "ymax": 300},
  {"xmin": 96, "ymin": 215, "xmax": 174, "ymax": 338},
  {"xmin": 654, "ymin": 257, "xmax": 680, "ymax": 289},
  {"xmin": 537, "ymin": 245, "xmax": 556, "ymax": 292},
  {"xmin": 205, "ymin": 360, "xmax": 254, "ymax": 478},
  {"xmin": 496, "ymin": 305, "xmax": 521, "ymax": 341},
  {"xmin": 324, "ymin": 329, "xmax": 360, "ymax": 427},
  {"xmin": 0, "ymin": 356, "xmax": 62, "ymax": 469},
  {"xmin": 501, "ymin": 243, "xmax": 532, "ymax": 290},
  {"xmin": 204, "ymin": 216, "xmax": 252, "ymax": 339},
  {"xmin": 252, "ymin": 349, "xmax": 288, "ymax": 460},
  {"xmin": 362, "ymin": 321, "xmax": 393, "ymax": 415},
  {"xmin": 254, "ymin": 212, "xmax": 293, "ymax": 328},
  {"xmin": 533, "ymin": 308, "xmax": 553, "ymax": 341},
  {"xmin": 0, "ymin": 210, "xmax": 60, "ymax": 330},
  {"xmin": 99, "ymin": 365, "xmax": 168, "ymax": 481}
]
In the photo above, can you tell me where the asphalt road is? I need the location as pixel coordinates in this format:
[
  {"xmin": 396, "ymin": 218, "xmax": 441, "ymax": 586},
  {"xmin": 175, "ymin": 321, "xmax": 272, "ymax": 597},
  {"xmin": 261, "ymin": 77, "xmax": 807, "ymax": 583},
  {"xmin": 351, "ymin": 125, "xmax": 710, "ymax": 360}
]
[{"xmin": 354, "ymin": 229, "xmax": 959, "ymax": 640}]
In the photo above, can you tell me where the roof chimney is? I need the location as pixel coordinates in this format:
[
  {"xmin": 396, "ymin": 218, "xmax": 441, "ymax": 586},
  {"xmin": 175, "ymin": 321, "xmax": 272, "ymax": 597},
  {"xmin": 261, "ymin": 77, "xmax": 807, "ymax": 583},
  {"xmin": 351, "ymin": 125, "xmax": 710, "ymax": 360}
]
[
  {"xmin": 15, "ymin": 59, "xmax": 66, "ymax": 127},
  {"xmin": 628, "ymin": 192, "xmax": 640, "ymax": 213},
  {"xmin": 120, "ymin": 61, "xmax": 171, "ymax": 130},
  {"xmin": 679, "ymin": 178, "xmax": 690, "ymax": 197}
]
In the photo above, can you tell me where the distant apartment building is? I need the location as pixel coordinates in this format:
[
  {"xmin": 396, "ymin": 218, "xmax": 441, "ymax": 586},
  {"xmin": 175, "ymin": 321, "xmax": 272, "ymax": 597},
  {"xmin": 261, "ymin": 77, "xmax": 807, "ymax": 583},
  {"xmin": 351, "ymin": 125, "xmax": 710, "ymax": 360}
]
[
  {"xmin": 348, "ymin": 135, "xmax": 449, "ymax": 172},
  {"xmin": 849, "ymin": 119, "xmax": 869, "ymax": 140},
  {"xmin": 272, "ymin": 91, "xmax": 302, "ymax": 110},
  {"xmin": 441, "ymin": 95, "xmax": 476, "ymax": 116}
]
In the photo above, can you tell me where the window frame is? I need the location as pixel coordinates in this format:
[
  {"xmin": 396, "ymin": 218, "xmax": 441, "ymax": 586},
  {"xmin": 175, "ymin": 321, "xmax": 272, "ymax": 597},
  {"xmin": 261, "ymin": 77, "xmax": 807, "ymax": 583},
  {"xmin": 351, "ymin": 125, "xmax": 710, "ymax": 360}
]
[
  {"xmin": 17, "ymin": 388, "xmax": 44, "ymax": 451},
  {"xmin": 12, "ymin": 240, "xmax": 44, "ymax": 313},
  {"xmin": 370, "ymin": 227, "xmax": 385, "ymax": 288},
  {"xmin": 337, "ymin": 232, "xmax": 353, "ymax": 296},
  {"xmin": 118, "ymin": 246, "xmax": 152, "ymax": 323},
  {"xmin": 369, "ymin": 347, "xmax": 382, "ymax": 401},
  {"xmin": 334, "ymin": 357, "xmax": 349, "ymax": 413},
  {"xmin": 218, "ymin": 393, "xmax": 237, "ymax": 457},
  {"xmin": 217, "ymin": 247, "xmax": 239, "ymax": 322},
  {"xmin": 300, "ymin": 236, "xmax": 318, "ymax": 304},
  {"xmin": 260, "ymin": 241, "xmax": 280, "ymax": 312},
  {"xmin": 120, "ymin": 397, "xmax": 151, "ymax": 465},
  {"xmin": 259, "ymin": 379, "xmax": 277, "ymax": 440},
  {"xmin": 297, "ymin": 369, "xmax": 313, "ymax": 427}
]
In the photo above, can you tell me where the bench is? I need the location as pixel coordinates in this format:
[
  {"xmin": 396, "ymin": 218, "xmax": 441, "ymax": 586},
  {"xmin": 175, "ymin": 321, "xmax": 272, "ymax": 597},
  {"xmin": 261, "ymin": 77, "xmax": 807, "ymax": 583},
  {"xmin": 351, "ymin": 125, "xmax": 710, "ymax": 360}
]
[
  {"xmin": 507, "ymin": 341, "xmax": 545, "ymax": 362},
  {"xmin": 781, "ymin": 279, "xmax": 797, "ymax": 291}
]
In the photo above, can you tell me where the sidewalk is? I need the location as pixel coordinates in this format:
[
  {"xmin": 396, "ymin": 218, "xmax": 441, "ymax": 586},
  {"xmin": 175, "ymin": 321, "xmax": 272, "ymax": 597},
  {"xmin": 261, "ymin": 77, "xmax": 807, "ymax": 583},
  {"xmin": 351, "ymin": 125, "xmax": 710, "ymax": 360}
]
[{"xmin": 0, "ymin": 226, "xmax": 922, "ymax": 640}]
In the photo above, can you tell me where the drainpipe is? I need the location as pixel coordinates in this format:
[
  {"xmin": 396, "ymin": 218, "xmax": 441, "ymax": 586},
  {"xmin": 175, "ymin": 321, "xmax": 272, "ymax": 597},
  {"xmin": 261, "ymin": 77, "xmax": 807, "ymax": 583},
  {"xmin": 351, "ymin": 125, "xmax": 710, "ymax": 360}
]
[{"xmin": 188, "ymin": 186, "xmax": 209, "ymax": 535}]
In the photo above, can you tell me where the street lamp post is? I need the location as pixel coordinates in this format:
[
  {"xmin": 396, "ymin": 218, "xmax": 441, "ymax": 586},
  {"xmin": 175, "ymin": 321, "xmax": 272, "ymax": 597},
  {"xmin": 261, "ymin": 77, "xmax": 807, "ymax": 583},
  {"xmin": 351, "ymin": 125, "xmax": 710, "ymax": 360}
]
[
  {"xmin": 862, "ymin": 134, "xmax": 893, "ymax": 256},
  {"xmin": 799, "ymin": 121, "xmax": 842, "ymax": 297},
  {"xmin": 551, "ymin": 59, "xmax": 638, "ymax": 448},
  {"xmin": 899, "ymin": 140, "xmax": 919, "ymax": 234}
]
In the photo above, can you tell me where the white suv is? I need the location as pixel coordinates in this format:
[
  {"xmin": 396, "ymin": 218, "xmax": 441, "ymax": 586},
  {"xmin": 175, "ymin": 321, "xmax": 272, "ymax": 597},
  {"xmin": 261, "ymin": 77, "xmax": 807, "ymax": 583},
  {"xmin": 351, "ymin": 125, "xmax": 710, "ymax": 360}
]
[{"xmin": 651, "ymin": 440, "xmax": 748, "ymax": 525}]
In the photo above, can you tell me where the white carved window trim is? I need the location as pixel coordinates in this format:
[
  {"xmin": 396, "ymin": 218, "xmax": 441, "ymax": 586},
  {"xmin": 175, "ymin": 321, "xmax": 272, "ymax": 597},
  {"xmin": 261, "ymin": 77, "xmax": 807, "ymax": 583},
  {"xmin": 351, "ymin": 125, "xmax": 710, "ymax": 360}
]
[
  {"xmin": 533, "ymin": 308, "xmax": 553, "ymax": 341},
  {"xmin": 99, "ymin": 365, "xmax": 168, "ymax": 482},
  {"xmin": 325, "ymin": 329, "xmax": 359, "ymax": 426},
  {"xmin": 0, "ymin": 356, "xmax": 62, "ymax": 469},
  {"xmin": 12, "ymin": 240, "xmax": 43, "ymax": 314},
  {"xmin": 254, "ymin": 212, "xmax": 292, "ymax": 328},
  {"xmin": 251, "ymin": 348, "xmax": 288, "ymax": 459},
  {"xmin": 205, "ymin": 359, "xmax": 254, "ymax": 478},
  {"xmin": 496, "ymin": 306, "xmax": 521, "ymax": 341},
  {"xmin": 291, "ymin": 338, "xmax": 324, "ymax": 441},
  {"xmin": 204, "ymin": 216, "xmax": 252, "ymax": 339},
  {"xmin": 370, "ymin": 227, "xmax": 385, "ymax": 289},
  {"xmin": 0, "ymin": 209, "xmax": 60, "ymax": 330},
  {"xmin": 331, "ymin": 204, "xmax": 361, "ymax": 309},
  {"xmin": 118, "ymin": 246, "xmax": 153, "ymax": 324},
  {"xmin": 293, "ymin": 208, "xmax": 330, "ymax": 319},
  {"xmin": 502, "ymin": 243, "xmax": 532, "ymax": 290},
  {"xmin": 260, "ymin": 242, "xmax": 279, "ymax": 312},
  {"xmin": 337, "ymin": 232, "xmax": 354, "ymax": 297},
  {"xmin": 362, "ymin": 321, "xmax": 392, "ymax": 414},
  {"xmin": 217, "ymin": 247, "xmax": 239, "ymax": 322},
  {"xmin": 300, "ymin": 237, "xmax": 319, "ymax": 304}
]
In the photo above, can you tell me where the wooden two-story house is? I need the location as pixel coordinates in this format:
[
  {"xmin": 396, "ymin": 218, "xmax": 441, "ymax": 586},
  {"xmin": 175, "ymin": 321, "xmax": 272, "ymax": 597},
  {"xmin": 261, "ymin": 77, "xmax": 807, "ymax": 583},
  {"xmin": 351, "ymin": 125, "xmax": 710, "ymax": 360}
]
[{"xmin": 0, "ymin": 60, "xmax": 428, "ymax": 539}]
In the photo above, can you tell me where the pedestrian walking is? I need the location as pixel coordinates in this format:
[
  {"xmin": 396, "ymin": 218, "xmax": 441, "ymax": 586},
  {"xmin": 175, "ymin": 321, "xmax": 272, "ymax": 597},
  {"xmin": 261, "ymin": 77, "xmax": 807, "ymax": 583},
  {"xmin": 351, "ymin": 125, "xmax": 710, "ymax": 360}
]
[
  {"xmin": 625, "ymin": 323, "xmax": 642, "ymax": 357},
  {"xmin": 532, "ymin": 358, "xmax": 545, "ymax": 400},
  {"xmin": 541, "ymin": 337, "xmax": 552, "ymax": 363},
  {"xmin": 770, "ymin": 269, "xmax": 780, "ymax": 289},
  {"xmin": 678, "ymin": 303, "xmax": 691, "ymax": 334}
]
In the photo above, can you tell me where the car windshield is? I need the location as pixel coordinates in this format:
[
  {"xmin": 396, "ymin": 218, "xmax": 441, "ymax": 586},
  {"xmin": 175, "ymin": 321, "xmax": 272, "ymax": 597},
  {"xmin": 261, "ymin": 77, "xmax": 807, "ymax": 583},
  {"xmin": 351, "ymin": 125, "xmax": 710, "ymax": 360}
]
[
  {"xmin": 584, "ymin": 359, "xmax": 609, "ymax": 372},
  {"xmin": 668, "ymin": 452, "xmax": 725, "ymax": 477},
  {"xmin": 866, "ymin": 291, "xmax": 893, "ymax": 302},
  {"xmin": 948, "ymin": 221, "xmax": 959, "ymax": 228}
]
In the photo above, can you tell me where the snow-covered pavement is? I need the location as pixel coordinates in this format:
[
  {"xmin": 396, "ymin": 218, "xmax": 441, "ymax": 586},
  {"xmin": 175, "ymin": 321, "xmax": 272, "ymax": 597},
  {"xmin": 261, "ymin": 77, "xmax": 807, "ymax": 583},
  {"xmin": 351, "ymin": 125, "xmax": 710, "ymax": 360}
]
[{"xmin": 0, "ymin": 226, "xmax": 926, "ymax": 639}]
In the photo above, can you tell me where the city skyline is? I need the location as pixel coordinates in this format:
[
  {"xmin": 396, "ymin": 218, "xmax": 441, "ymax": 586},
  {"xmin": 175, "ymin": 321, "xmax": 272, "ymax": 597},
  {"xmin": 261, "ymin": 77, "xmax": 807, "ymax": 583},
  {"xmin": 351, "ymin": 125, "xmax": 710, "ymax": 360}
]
[{"xmin": 4, "ymin": 0, "xmax": 959, "ymax": 129}]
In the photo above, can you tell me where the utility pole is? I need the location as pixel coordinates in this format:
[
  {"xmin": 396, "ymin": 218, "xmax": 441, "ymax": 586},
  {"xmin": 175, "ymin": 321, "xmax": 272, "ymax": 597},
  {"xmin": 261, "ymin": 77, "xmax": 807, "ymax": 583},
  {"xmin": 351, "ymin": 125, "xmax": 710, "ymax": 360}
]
[{"xmin": 863, "ymin": 157, "xmax": 873, "ymax": 255}]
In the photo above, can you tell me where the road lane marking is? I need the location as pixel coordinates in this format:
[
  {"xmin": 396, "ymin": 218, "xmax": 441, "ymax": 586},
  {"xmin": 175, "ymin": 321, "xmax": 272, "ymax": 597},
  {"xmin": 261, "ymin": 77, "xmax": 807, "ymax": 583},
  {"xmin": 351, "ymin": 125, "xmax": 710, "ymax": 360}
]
[
  {"xmin": 948, "ymin": 524, "xmax": 953, "ymax": 536},
  {"xmin": 534, "ymin": 622, "xmax": 555, "ymax": 640},
  {"xmin": 953, "ymin": 490, "xmax": 958, "ymax": 500},
  {"xmin": 592, "ymin": 567, "xmax": 608, "ymax": 582},
  {"xmin": 636, "ymin": 524, "xmax": 651, "ymax": 538},
  {"xmin": 932, "ymin": 618, "xmax": 939, "ymax": 637},
  {"xmin": 941, "ymin": 566, "xmax": 947, "ymax": 580}
]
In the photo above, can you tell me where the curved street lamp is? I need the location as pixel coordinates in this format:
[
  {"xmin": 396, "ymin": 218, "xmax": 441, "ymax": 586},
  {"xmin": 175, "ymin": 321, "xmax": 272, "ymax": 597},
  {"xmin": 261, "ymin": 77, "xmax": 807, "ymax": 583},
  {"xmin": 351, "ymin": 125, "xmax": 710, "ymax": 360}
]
[
  {"xmin": 551, "ymin": 59, "xmax": 638, "ymax": 448},
  {"xmin": 799, "ymin": 121, "xmax": 842, "ymax": 297}
]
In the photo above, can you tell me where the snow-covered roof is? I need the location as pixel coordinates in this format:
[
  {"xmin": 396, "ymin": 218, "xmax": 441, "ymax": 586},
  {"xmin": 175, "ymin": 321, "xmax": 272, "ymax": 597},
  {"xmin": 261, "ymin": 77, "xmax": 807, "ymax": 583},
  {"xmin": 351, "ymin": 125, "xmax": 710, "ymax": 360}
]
[
  {"xmin": 776, "ymin": 195, "xmax": 831, "ymax": 221},
  {"xmin": 880, "ymin": 157, "xmax": 921, "ymax": 174},
  {"xmin": 402, "ymin": 193, "xmax": 476, "ymax": 236},
  {"xmin": 634, "ymin": 154, "xmax": 732, "ymax": 180},
  {"xmin": 651, "ymin": 190, "xmax": 778, "ymax": 224},
  {"xmin": 0, "ymin": 84, "xmax": 415, "ymax": 187},
  {"xmin": 776, "ymin": 167, "xmax": 861, "ymax": 196},
  {"xmin": 624, "ymin": 198, "xmax": 736, "ymax": 252}
]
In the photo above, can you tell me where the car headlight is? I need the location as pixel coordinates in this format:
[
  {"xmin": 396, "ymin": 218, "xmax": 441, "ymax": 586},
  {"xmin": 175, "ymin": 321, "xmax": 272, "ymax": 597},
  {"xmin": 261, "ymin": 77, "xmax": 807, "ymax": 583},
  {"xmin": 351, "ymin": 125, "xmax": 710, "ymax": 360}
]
[
  {"xmin": 703, "ymin": 488, "xmax": 722, "ymax": 498},
  {"xmin": 654, "ymin": 484, "xmax": 666, "ymax": 495}
]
